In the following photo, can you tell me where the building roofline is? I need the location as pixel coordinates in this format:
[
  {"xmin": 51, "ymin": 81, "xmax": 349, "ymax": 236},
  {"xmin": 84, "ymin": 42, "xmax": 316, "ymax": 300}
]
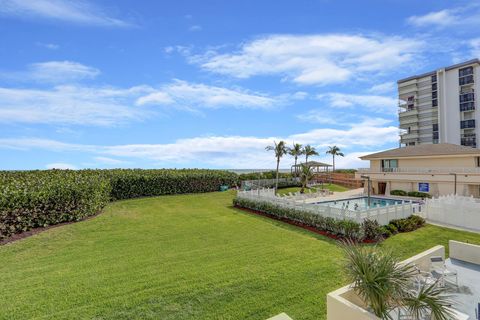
[{"xmin": 397, "ymin": 59, "xmax": 480, "ymax": 84}]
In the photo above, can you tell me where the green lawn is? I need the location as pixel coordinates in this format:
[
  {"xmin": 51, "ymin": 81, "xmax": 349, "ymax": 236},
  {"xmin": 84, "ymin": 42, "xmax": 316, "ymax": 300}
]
[
  {"xmin": 276, "ymin": 183, "xmax": 349, "ymax": 196},
  {"xmin": 1, "ymin": 191, "xmax": 480, "ymax": 320}
]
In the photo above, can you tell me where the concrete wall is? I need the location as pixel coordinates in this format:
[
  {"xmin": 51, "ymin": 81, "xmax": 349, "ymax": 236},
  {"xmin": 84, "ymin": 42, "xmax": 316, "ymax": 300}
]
[
  {"xmin": 449, "ymin": 240, "xmax": 480, "ymax": 265},
  {"xmin": 326, "ymin": 245, "xmax": 445, "ymax": 320}
]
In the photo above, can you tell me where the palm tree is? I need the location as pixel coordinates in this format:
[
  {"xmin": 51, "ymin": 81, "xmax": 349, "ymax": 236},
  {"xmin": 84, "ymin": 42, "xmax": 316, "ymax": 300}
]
[
  {"xmin": 342, "ymin": 242, "xmax": 454, "ymax": 320},
  {"xmin": 326, "ymin": 145, "xmax": 344, "ymax": 172},
  {"xmin": 299, "ymin": 163, "xmax": 314, "ymax": 193},
  {"xmin": 265, "ymin": 141, "xmax": 288, "ymax": 191},
  {"xmin": 303, "ymin": 145, "xmax": 318, "ymax": 163},
  {"xmin": 288, "ymin": 142, "xmax": 303, "ymax": 177}
]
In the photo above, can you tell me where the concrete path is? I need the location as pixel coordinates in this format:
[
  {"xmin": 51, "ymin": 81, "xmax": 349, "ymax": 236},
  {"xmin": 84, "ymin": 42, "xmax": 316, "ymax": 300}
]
[{"xmin": 304, "ymin": 188, "xmax": 364, "ymax": 203}]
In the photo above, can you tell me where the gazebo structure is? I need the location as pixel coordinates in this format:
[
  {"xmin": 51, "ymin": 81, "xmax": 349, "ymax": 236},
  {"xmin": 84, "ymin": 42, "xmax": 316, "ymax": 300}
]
[{"xmin": 290, "ymin": 161, "xmax": 332, "ymax": 176}]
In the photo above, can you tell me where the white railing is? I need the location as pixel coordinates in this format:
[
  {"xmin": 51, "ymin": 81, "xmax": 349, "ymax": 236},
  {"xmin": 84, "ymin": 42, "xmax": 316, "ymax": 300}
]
[
  {"xmin": 240, "ymin": 177, "xmax": 300, "ymax": 190},
  {"xmin": 357, "ymin": 167, "xmax": 480, "ymax": 174},
  {"xmin": 237, "ymin": 189, "xmax": 418, "ymax": 225},
  {"xmin": 420, "ymin": 195, "xmax": 480, "ymax": 232}
]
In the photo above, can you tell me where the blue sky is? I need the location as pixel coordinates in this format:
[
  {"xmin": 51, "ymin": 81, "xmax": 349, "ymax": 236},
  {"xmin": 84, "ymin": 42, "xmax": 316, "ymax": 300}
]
[{"xmin": 1, "ymin": 0, "xmax": 479, "ymax": 170}]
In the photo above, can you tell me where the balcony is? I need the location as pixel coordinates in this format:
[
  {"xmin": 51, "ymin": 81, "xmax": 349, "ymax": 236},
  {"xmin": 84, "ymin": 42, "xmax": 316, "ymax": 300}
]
[
  {"xmin": 461, "ymin": 133, "xmax": 477, "ymax": 147},
  {"xmin": 399, "ymin": 109, "xmax": 418, "ymax": 117},
  {"xmin": 459, "ymin": 75, "xmax": 474, "ymax": 86},
  {"xmin": 357, "ymin": 167, "xmax": 480, "ymax": 174},
  {"xmin": 461, "ymin": 119, "xmax": 476, "ymax": 129},
  {"xmin": 400, "ymin": 130, "xmax": 419, "ymax": 141},
  {"xmin": 460, "ymin": 102, "xmax": 475, "ymax": 112}
]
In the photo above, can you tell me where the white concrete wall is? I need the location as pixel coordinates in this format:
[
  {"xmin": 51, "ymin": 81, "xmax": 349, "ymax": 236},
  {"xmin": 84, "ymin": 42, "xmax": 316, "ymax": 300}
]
[
  {"xmin": 449, "ymin": 240, "xmax": 480, "ymax": 265},
  {"xmin": 422, "ymin": 195, "xmax": 480, "ymax": 231}
]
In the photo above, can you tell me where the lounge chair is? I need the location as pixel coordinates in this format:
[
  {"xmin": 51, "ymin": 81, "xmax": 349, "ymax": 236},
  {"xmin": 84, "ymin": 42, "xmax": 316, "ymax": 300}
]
[{"xmin": 430, "ymin": 256, "xmax": 458, "ymax": 287}]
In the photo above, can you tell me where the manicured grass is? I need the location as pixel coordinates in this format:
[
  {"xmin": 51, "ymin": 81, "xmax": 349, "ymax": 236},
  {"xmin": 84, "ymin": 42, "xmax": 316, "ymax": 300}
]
[
  {"xmin": 276, "ymin": 183, "xmax": 349, "ymax": 195},
  {"xmin": 1, "ymin": 191, "xmax": 480, "ymax": 319}
]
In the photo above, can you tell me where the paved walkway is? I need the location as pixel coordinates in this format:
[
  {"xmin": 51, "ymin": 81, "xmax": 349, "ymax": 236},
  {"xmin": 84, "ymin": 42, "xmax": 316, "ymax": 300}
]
[{"xmin": 304, "ymin": 188, "xmax": 364, "ymax": 203}]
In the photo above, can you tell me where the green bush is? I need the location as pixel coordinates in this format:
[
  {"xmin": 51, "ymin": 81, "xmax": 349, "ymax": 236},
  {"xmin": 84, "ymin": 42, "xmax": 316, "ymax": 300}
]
[
  {"xmin": 407, "ymin": 191, "xmax": 431, "ymax": 198},
  {"xmin": 389, "ymin": 215, "xmax": 424, "ymax": 233},
  {"xmin": 0, "ymin": 169, "xmax": 238, "ymax": 239},
  {"xmin": 0, "ymin": 170, "xmax": 111, "ymax": 239},
  {"xmin": 390, "ymin": 190, "xmax": 407, "ymax": 196},
  {"xmin": 361, "ymin": 219, "xmax": 383, "ymax": 241},
  {"xmin": 105, "ymin": 169, "xmax": 238, "ymax": 200},
  {"xmin": 379, "ymin": 226, "xmax": 392, "ymax": 238},
  {"xmin": 385, "ymin": 223, "xmax": 398, "ymax": 235},
  {"xmin": 238, "ymin": 171, "xmax": 292, "ymax": 181}
]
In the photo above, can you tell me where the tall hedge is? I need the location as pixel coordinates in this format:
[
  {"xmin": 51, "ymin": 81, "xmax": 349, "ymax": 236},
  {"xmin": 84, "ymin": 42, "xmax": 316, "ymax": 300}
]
[
  {"xmin": 0, "ymin": 170, "xmax": 111, "ymax": 239},
  {"xmin": 105, "ymin": 169, "xmax": 238, "ymax": 200},
  {"xmin": 0, "ymin": 169, "xmax": 238, "ymax": 239}
]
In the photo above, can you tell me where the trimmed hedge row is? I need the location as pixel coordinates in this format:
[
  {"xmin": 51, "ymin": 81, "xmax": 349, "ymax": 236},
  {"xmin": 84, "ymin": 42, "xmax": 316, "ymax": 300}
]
[
  {"xmin": 0, "ymin": 169, "xmax": 238, "ymax": 239},
  {"xmin": 233, "ymin": 197, "xmax": 425, "ymax": 242},
  {"xmin": 105, "ymin": 169, "xmax": 238, "ymax": 200},
  {"xmin": 390, "ymin": 189, "xmax": 432, "ymax": 198},
  {"xmin": 0, "ymin": 170, "xmax": 111, "ymax": 239}
]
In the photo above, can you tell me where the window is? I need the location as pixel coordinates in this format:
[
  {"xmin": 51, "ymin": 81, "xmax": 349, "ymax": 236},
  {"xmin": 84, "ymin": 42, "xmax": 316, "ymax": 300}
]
[
  {"xmin": 433, "ymin": 131, "xmax": 439, "ymax": 139},
  {"xmin": 476, "ymin": 157, "xmax": 480, "ymax": 167},
  {"xmin": 381, "ymin": 159, "xmax": 398, "ymax": 172},
  {"xmin": 460, "ymin": 75, "xmax": 474, "ymax": 86},
  {"xmin": 431, "ymin": 83, "xmax": 437, "ymax": 91},
  {"xmin": 460, "ymin": 102, "xmax": 475, "ymax": 112},
  {"xmin": 432, "ymin": 123, "xmax": 439, "ymax": 131},
  {"xmin": 461, "ymin": 119, "xmax": 476, "ymax": 129},
  {"xmin": 460, "ymin": 92, "xmax": 475, "ymax": 102},
  {"xmin": 459, "ymin": 66, "xmax": 473, "ymax": 77},
  {"xmin": 432, "ymin": 91, "xmax": 438, "ymax": 99},
  {"xmin": 432, "ymin": 99, "xmax": 438, "ymax": 107},
  {"xmin": 431, "ymin": 75, "xmax": 437, "ymax": 82}
]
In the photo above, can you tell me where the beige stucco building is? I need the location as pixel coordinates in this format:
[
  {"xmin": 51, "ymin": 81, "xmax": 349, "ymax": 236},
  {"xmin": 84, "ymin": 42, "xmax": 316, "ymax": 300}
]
[{"xmin": 356, "ymin": 143, "xmax": 480, "ymax": 198}]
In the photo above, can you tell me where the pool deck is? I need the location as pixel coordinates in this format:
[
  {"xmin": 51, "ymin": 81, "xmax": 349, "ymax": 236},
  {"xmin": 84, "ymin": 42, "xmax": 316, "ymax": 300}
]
[
  {"xmin": 445, "ymin": 258, "xmax": 480, "ymax": 319},
  {"xmin": 303, "ymin": 188, "xmax": 364, "ymax": 204}
]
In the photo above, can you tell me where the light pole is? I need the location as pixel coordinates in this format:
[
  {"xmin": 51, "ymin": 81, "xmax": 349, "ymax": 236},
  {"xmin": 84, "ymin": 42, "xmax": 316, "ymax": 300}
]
[
  {"xmin": 361, "ymin": 175, "xmax": 371, "ymax": 207},
  {"xmin": 449, "ymin": 173, "xmax": 457, "ymax": 195}
]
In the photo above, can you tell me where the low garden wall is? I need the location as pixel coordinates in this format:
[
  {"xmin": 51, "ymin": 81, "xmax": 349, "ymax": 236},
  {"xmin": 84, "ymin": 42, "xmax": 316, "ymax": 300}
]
[
  {"xmin": 449, "ymin": 240, "xmax": 480, "ymax": 265},
  {"xmin": 0, "ymin": 169, "xmax": 238, "ymax": 240}
]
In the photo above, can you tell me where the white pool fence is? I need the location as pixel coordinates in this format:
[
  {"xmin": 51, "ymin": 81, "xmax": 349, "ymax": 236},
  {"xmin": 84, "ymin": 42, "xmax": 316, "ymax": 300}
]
[{"xmin": 237, "ymin": 189, "xmax": 419, "ymax": 225}]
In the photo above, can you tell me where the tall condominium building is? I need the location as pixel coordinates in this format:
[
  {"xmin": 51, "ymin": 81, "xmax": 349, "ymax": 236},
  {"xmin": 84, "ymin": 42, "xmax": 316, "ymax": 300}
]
[{"xmin": 398, "ymin": 59, "xmax": 480, "ymax": 148}]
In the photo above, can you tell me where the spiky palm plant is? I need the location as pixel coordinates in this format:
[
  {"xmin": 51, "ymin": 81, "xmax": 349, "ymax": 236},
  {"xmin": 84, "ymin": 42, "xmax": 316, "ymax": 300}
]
[
  {"xmin": 299, "ymin": 163, "xmax": 313, "ymax": 193},
  {"xmin": 342, "ymin": 243, "xmax": 454, "ymax": 320},
  {"xmin": 288, "ymin": 142, "xmax": 303, "ymax": 177},
  {"xmin": 326, "ymin": 145, "xmax": 344, "ymax": 172},
  {"xmin": 303, "ymin": 145, "xmax": 318, "ymax": 163},
  {"xmin": 265, "ymin": 141, "xmax": 288, "ymax": 191}
]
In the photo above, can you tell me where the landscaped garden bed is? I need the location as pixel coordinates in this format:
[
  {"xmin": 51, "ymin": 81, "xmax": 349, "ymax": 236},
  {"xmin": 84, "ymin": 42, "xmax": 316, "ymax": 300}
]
[{"xmin": 233, "ymin": 196, "xmax": 425, "ymax": 243}]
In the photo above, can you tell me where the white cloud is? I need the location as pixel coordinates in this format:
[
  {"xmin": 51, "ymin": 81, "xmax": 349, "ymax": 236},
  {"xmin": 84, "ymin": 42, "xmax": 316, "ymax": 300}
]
[
  {"xmin": 135, "ymin": 80, "xmax": 280, "ymax": 110},
  {"xmin": 368, "ymin": 82, "xmax": 396, "ymax": 94},
  {"xmin": 46, "ymin": 162, "xmax": 77, "ymax": 170},
  {"xmin": 189, "ymin": 25, "xmax": 202, "ymax": 32},
  {"xmin": 29, "ymin": 61, "xmax": 100, "ymax": 82},
  {"xmin": 0, "ymin": 0, "xmax": 132, "ymax": 27},
  {"xmin": 190, "ymin": 34, "xmax": 424, "ymax": 85},
  {"xmin": 36, "ymin": 42, "xmax": 59, "ymax": 50},
  {"xmin": 316, "ymin": 93, "xmax": 397, "ymax": 114},
  {"xmin": 407, "ymin": 9, "xmax": 458, "ymax": 28},
  {"xmin": 0, "ymin": 84, "xmax": 151, "ymax": 126},
  {"xmin": 469, "ymin": 38, "xmax": 480, "ymax": 59},
  {"xmin": 93, "ymin": 156, "xmax": 127, "ymax": 165},
  {"xmin": 407, "ymin": 5, "xmax": 480, "ymax": 29},
  {"xmin": 0, "ymin": 118, "xmax": 398, "ymax": 169}
]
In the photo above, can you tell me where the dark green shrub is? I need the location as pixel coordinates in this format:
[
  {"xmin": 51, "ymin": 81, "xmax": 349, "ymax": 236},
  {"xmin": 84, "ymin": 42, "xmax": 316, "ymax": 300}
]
[
  {"xmin": 362, "ymin": 219, "xmax": 383, "ymax": 241},
  {"xmin": 233, "ymin": 197, "xmax": 365, "ymax": 241},
  {"xmin": 379, "ymin": 226, "xmax": 392, "ymax": 238},
  {"xmin": 407, "ymin": 191, "xmax": 431, "ymax": 198},
  {"xmin": 408, "ymin": 215, "xmax": 425, "ymax": 228},
  {"xmin": 0, "ymin": 170, "xmax": 110, "ymax": 239},
  {"xmin": 390, "ymin": 190, "xmax": 407, "ymax": 196},
  {"xmin": 386, "ymin": 223, "xmax": 398, "ymax": 235}
]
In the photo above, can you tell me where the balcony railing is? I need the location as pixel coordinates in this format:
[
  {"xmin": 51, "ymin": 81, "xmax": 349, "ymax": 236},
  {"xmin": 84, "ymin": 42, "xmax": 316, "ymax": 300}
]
[
  {"xmin": 461, "ymin": 119, "xmax": 476, "ymax": 129},
  {"xmin": 357, "ymin": 167, "xmax": 480, "ymax": 174}
]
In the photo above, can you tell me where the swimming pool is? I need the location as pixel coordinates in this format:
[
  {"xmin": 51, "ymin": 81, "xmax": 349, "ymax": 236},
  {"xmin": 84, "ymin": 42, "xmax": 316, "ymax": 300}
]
[{"xmin": 315, "ymin": 197, "xmax": 406, "ymax": 211}]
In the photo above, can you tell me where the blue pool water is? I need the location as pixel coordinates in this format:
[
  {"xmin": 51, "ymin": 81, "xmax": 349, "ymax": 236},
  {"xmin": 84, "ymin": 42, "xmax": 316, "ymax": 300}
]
[{"xmin": 315, "ymin": 197, "xmax": 405, "ymax": 211}]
